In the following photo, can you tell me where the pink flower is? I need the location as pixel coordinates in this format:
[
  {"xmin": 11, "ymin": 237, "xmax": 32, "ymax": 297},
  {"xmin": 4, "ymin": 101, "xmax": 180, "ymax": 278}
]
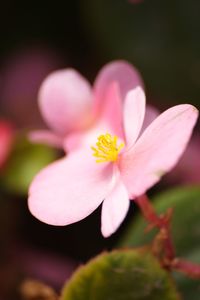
[
  {"xmin": 0, "ymin": 120, "xmax": 14, "ymax": 168},
  {"xmin": 1, "ymin": 46, "xmax": 61, "ymax": 128},
  {"xmin": 29, "ymin": 61, "xmax": 143, "ymax": 150},
  {"xmin": 28, "ymin": 61, "xmax": 198, "ymax": 237}
]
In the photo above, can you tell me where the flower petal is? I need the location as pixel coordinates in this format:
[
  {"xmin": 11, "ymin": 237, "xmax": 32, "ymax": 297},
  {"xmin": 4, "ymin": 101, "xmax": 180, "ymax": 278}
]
[
  {"xmin": 0, "ymin": 120, "xmax": 14, "ymax": 167},
  {"xmin": 39, "ymin": 69, "xmax": 93, "ymax": 135},
  {"xmin": 123, "ymin": 87, "xmax": 146, "ymax": 147},
  {"xmin": 28, "ymin": 150, "xmax": 113, "ymax": 225},
  {"xmin": 99, "ymin": 82, "xmax": 124, "ymax": 139},
  {"xmin": 64, "ymin": 83, "xmax": 125, "ymax": 152},
  {"xmin": 120, "ymin": 104, "xmax": 199, "ymax": 198},
  {"xmin": 64, "ymin": 119, "xmax": 123, "ymax": 154},
  {"xmin": 29, "ymin": 130, "xmax": 63, "ymax": 148},
  {"xmin": 141, "ymin": 105, "xmax": 159, "ymax": 133},
  {"xmin": 93, "ymin": 60, "xmax": 143, "ymax": 113},
  {"xmin": 101, "ymin": 169, "xmax": 129, "ymax": 237}
]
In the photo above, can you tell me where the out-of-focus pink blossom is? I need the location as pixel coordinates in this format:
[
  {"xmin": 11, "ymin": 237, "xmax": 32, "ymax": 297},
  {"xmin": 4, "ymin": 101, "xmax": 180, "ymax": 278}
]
[
  {"xmin": 28, "ymin": 61, "xmax": 198, "ymax": 237},
  {"xmin": 0, "ymin": 120, "xmax": 14, "ymax": 168},
  {"xmin": 29, "ymin": 61, "xmax": 143, "ymax": 149},
  {"xmin": 0, "ymin": 47, "xmax": 62, "ymax": 128}
]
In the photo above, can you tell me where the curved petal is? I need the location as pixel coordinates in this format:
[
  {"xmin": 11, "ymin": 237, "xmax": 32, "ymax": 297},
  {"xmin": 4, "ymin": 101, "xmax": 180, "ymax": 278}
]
[
  {"xmin": 64, "ymin": 84, "xmax": 125, "ymax": 153},
  {"xmin": 99, "ymin": 82, "xmax": 124, "ymax": 139},
  {"xmin": 63, "ymin": 131, "xmax": 84, "ymax": 152},
  {"xmin": 93, "ymin": 60, "xmax": 143, "ymax": 113},
  {"xmin": 64, "ymin": 118, "xmax": 124, "ymax": 154},
  {"xmin": 28, "ymin": 150, "xmax": 114, "ymax": 226},
  {"xmin": 101, "ymin": 171, "xmax": 129, "ymax": 238},
  {"xmin": 29, "ymin": 130, "xmax": 63, "ymax": 148},
  {"xmin": 39, "ymin": 69, "xmax": 93, "ymax": 135},
  {"xmin": 120, "ymin": 104, "xmax": 199, "ymax": 198},
  {"xmin": 123, "ymin": 87, "xmax": 146, "ymax": 147},
  {"xmin": 141, "ymin": 105, "xmax": 159, "ymax": 133}
]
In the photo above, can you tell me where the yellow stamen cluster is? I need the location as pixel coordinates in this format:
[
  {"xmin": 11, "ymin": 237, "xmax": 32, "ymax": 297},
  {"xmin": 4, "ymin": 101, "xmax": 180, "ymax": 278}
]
[{"xmin": 91, "ymin": 133, "xmax": 124, "ymax": 163}]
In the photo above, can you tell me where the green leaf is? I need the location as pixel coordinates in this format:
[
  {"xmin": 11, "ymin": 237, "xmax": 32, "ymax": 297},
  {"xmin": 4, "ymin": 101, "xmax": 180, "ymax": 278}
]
[
  {"xmin": 119, "ymin": 186, "xmax": 200, "ymax": 300},
  {"xmin": 1, "ymin": 135, "xmax": 57, "ymax": 195},
  {"xmin": 61, "ymin": 249, "xmax": 179, "ymax": 300}
]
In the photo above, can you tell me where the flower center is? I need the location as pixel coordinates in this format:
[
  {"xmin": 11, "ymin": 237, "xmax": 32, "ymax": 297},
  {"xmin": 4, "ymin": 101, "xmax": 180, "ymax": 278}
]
[{"xmin": 91, "ymin": 133, "xmax": 124, "ymax": 163}]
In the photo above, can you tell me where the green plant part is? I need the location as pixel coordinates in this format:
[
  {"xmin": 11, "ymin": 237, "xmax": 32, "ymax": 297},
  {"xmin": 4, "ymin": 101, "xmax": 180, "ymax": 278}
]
[
  {"xmin": 1, "ymin": 135, "xmax": 57, "ymax": 195},
  {"xmin": 61, "ymin": 249, "xmax": 180, "ymax": 300},
  {"xmin": 119, "ymin": 186, "xmax": 200, "ymax": 300}
]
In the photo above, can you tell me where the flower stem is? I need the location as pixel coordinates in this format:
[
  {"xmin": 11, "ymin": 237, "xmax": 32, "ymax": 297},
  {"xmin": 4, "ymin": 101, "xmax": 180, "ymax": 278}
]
[
  {"xmin": 172, "ymin": 258, "xmax": 200, "ymax": 279},
  {"xmin": 135, "ymin": 194, "xmax": 175, "ymax": 261},
  {"xmin": 135, "ymin": 194, "xmax": 200, "ymax": 279}
]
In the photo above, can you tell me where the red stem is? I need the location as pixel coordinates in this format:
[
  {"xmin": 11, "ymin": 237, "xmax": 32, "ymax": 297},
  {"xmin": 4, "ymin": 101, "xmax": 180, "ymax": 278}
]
[
  {"xmin": 172, "ymin": 258, "xmax": 200, "ymax": 279},
  {"xmin": 135, "ymin": 194, "xmax": 200, "ymax": 279},
  {"xmin": 135, "ymin": 194, "xmax": 175, "ymax": 261},
  {"xmin": 135, "ymin": 194, "xmax": 163, "ymax": 226}
]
